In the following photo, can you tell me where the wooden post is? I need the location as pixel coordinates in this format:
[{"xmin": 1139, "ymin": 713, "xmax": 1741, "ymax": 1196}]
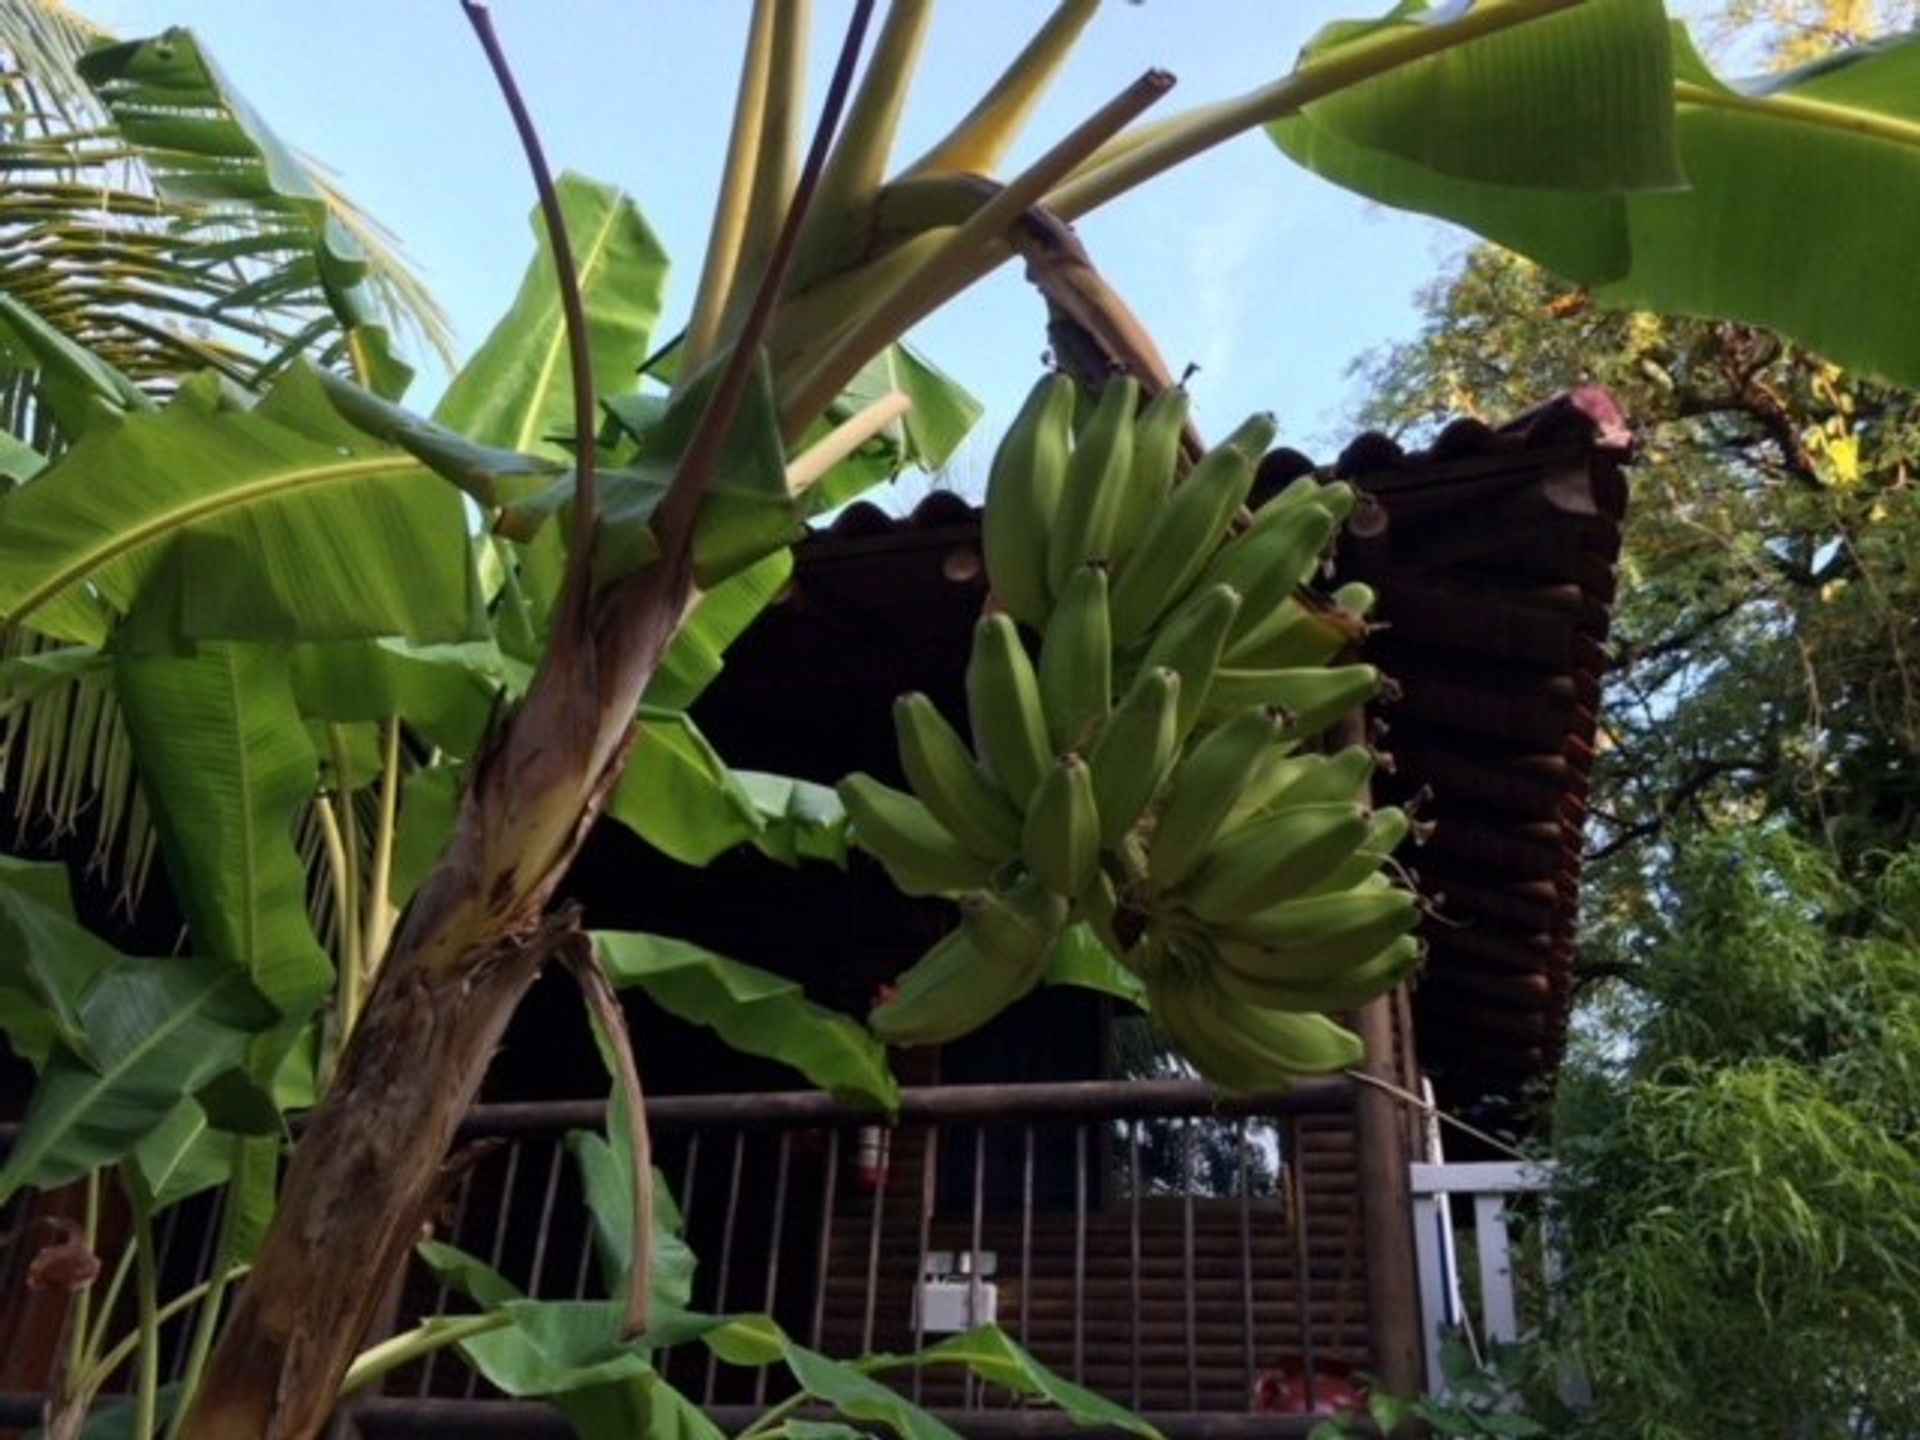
[
  {"xmin": 1353, "ymin": 992, "xmax": 1425, "ymax": 1397},
  {"xmin": 1334, "ymin": 704, "xmax": 1426, "ymax": 1402}
]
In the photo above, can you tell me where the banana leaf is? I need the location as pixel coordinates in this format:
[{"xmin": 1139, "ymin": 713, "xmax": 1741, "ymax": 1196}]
[
  {"xmin": 0, "ymin": 364, "xmax": 478, "ymax": 647},
  {"xmin": 606, "ymin": 707, "xmax": 849, "ymax": 869},
  {"xmin": 565, "ymin": 1130, "xmax": 697, "ymax": 1312},
  {"xmin": 593, "ymin": 354, "xmax": 800, "ymax": 590},
  {"xmin": 287, "ymin": 637, "xmax": 524, "ymax": 760},
  {"xmin": 1274, "ymin": 12, "xmax": 1920, "ymax": 387},
  {"xmin": 76, "ymin": 26, "xmax": 445, "ymax": 392},
  {"xmin": 436, "ymin": 173, "xmax": 669, "ymax": 458},
  {"xmin": 115, "ymin": 643, "xmax": 331, "ymax": 1016},
  {"xmin": 0, "ymin": 859, "xmax": 118, "ymax": 1067},
  {"xmin": 800, "ymin": 344, "xmax": 983, "ymax": 517},
  {"xmin": 643, "ymin": 549, "xmax": 793, "ymax": 711},
  {"xmin": 593, "ymin": 932, "xmax": 897, "ymax": 1112},
  {"xmin": 0, "ymin": 950, "xmax": 279, "ymax": 1200}
]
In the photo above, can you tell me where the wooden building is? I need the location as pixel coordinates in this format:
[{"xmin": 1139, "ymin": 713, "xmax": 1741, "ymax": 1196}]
[{"xmin": 0, "ymin": 389, "xmax": 1630, "ymax": 1436}]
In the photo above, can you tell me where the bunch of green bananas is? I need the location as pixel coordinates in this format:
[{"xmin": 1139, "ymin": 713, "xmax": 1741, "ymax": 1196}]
[{"xmin": 837, "ymin": 373, "xmax": 1423, "ymax": 1082}]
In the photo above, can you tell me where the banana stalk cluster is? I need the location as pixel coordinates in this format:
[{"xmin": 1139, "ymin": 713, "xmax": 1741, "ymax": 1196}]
[{"xmin": 837, "ymin": 373, "xmax": 1423, "ymax": 1089}]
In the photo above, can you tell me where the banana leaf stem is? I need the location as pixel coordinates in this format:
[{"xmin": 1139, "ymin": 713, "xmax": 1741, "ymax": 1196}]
[
  {"xmin": 788, "ymin": 0, "xmax": 933, "ymax": 289},
  {"xmin": 1674, "ymin": 78, "xmax": 1920, "ymax": 149},
  {"xmin": 463, "ymin": 0, "xmax": 601, "ymax": 640},
  {"xmin": 85, "ymin": 1267, "xmax": 252, "ymax": 1398},
  {"xmin": 1048, "ymin": 0, "xmax": 1584, "ymax": 220},
  {"xmin": 725, "ymin": 0, "xmax": 813, "ymax": 340},
  {"xmin": 362, "ymin": 715, "xmax": 402, "ymax": 974},
  {"xmin": 780, "ymin": 67, "xmax": 1173, "ymax": 437},
  {"xmin": 335, "ymin": 1312, "xmax": 511, "ymax": 1399},
  {"xmin": 164, "ymin": 1143, "xmax": 256, "ymax": 1438},
  {"xmin": 784, "ymin": 390, "xmax": 912, "ymax": 502},
  {"xmin": 65, "ymin": 1168, "xmax": 99, "ymax": 1383},
  {"xmin": 126, "ymin": 1180, "xmax": 158, "ymax": 1440},
  {"xmin": 737, "ymin": 1390, "xmax": 810, "ymax": 1440},
  {"xmin": 312, "ymin": 793, "xmax": 359, "ymax": 1056},
  {"xmin": 901, "ymin": 0, "xmax": 1100, "ymax": 179},
  {"xmin": 80, "ymin": 1236, "xmax": 136, "ymax": 1370},
  {"xmin": 681, "ymin": 0, "xmax": 780, "ymax": 380},
  {"xmin": 646, "ymin": 0, "xmax": 877, "ymax": 561}
]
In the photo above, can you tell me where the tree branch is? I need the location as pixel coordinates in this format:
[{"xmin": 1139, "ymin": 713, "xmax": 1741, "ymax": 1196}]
[{"xmin": 1587, "ymin": 756, "xmax": 1773, "ymax": 865}]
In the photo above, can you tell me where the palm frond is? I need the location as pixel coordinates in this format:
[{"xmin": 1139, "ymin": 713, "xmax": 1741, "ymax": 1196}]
[
  {"xmin": 0, "ymin": 0, "xmax": 112, "ymax": 121},
  {"xmin": 0, "ymin": 629, "xmax": 157, "ymax": 909},
  {"xmin": 1, "ymin": 9, "xmax": 451, "ymax": 905},
  {"xmin": 300, "ymin": 158, "xmax": 456, "ymax": 370}
]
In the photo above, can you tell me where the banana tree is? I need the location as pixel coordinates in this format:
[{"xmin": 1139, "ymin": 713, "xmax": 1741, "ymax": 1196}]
[{"xmin": 2, "ymin": 1, "xmax": 1918, "ymax": 1438}]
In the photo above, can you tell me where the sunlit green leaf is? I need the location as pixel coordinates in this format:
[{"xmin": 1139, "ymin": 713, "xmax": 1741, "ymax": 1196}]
[
  {"xmin": 0, "ymin": 364, "xmax": 477, "ymax": 646},
  {"xmin": 1296, "ymin": 0, "xmax": 1679, "ymax": 191},
  {"xmin": 596, "ymin": 355, "xmax": 798, "ymax": 588},
  {"xmin": 1275, "ymin": 14, "xmax": 1920, "ymax": 386},
  {"xmin": 435, "ymin": 174, "xmax": 668, "ymax": 457}
]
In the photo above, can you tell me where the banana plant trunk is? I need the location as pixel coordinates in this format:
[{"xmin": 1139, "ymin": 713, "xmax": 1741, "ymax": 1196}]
[{"xmin": 180, "ymin": 565, "xmax": 693, "ymax": 1439}]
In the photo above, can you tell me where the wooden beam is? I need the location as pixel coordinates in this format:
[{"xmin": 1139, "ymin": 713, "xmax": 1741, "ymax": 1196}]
[{"xmin": 1337, "ymin": 704, "xmax": 1427, "ymax": 1410}]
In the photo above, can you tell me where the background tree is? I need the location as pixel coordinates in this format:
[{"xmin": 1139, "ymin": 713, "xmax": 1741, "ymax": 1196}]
[{"xmin": 1351, "ymin": 5, "xmax": 1920, "ymax": 1431}]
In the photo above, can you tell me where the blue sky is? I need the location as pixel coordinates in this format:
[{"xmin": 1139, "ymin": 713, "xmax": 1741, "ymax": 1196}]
[{"xmin": 80, "ymin": 2, "xmax": 1549, "ymax": 490}]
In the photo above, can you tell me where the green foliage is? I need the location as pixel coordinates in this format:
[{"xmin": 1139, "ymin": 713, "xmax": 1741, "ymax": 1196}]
[
  {"xmin": 115, "ymin": 643, "xmax": 330, "ymax": 1016},
  {"xmin": 593, "ymin": 931, "xmax": 898, "ymax": 1110},
  {"xmin": 0, "ymin": 364, "xmax": 481, "ymax": 648},
  {"xmin": 1542, "ymin": 831, "xmax": 1920, "ymax": 1437},
  {"xmin": 1283, "ymin": 16, "xmax": 1920, "ymax": 388}
]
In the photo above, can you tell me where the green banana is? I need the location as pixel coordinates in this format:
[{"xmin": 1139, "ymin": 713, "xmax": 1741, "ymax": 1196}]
[
  {"xmin": 1180, "ymin": 801, "xmax": 1374, "ymax": 922},
  {"xmin": 1275, "ymin": 743, "xmax": 1378, "ymax": 806},
  {"xmin": 1212, "ymin": 882, "xmax": 1422, "ymax": 978},
  {"xmin": 1332, "ymin": 581, "xmax": 1377, "ymax": 617},
  {"xmin": 1074, "ymin": 868, "xmax": 1125, "ymax": 956},
  {"xmin": 1087, "ymin": 665, "xmax": 1181, "ymax": 847},
  {"xmin": 1112, "ymin": 383, "xmax": 1190, "ymax": 563},
  {"xmin": 1200, "ymin": 663, "xmax": 1384, "ymax": 737},
  {"xmin": 1228, "ymin": 593, "xmax": 1370, "ymax": 669},
  {"xmin": 961, "ymin": 873, "xmax": 1071, "ymax": 964},
  {"xmin": 1108, "ymin": 413, "xmax": 1274, "ymax": 646},
  {"xmin": 1147, "ymin": 706, "xmax": 1289, "ymax": 893},
  {"xmin": 1315, "ymin": 480, "xmax": 1357, "ymax": 524},
  {"xmin": 1137, "ymin": 582, "xmax": 1242, "ymax": 739},
  {"xmin": 838, "ymin": 772, "xmax": 997, "ymax": 897},
  {"xmin": 1211, "ymin": 933, "xmax": 1422, "ymax": 1013},
  {"xmin": 1149, "ymin": 966, "xmax": 1364, "ymax": 1090},
  {"xmin": 1263, "ymin": 474, "xmax": 1326, "ymax": 514},
  {"xmin": 1046, "ymin": 374, "xmax": 1139, "ymax": 593},
  {"xmin": 894, "ymin": 692, "xmax": 1022, "ymax": 864},
  {"xmin": 1219, "ymin": 742, "xmax": 1371, "ymax": 832},
  {"xmin": 1306, "ymin": 805, "xmax": 1412, "ymax": 896},
  {"xmin": 982, "ymin": 373, "xmax": 1075, "ymax": 630},
  {"xmin": 870, "ymin": 921, "xmax": 1043, "ymax": 1046},
  {"xmin": 1203, "ymin": 500, "xmax": 1337, "ymax": 651},
  {"xmin": 1022, "ymin": 753, "xmax": 1101, "ymax": 899},
  {"xmin": 1038, "ymin": 563, "xmax": 1113, "ymax": 753},
  {"xmin": 967, "ymin": 614, "xmax": 1053, "ymax": 809}
]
